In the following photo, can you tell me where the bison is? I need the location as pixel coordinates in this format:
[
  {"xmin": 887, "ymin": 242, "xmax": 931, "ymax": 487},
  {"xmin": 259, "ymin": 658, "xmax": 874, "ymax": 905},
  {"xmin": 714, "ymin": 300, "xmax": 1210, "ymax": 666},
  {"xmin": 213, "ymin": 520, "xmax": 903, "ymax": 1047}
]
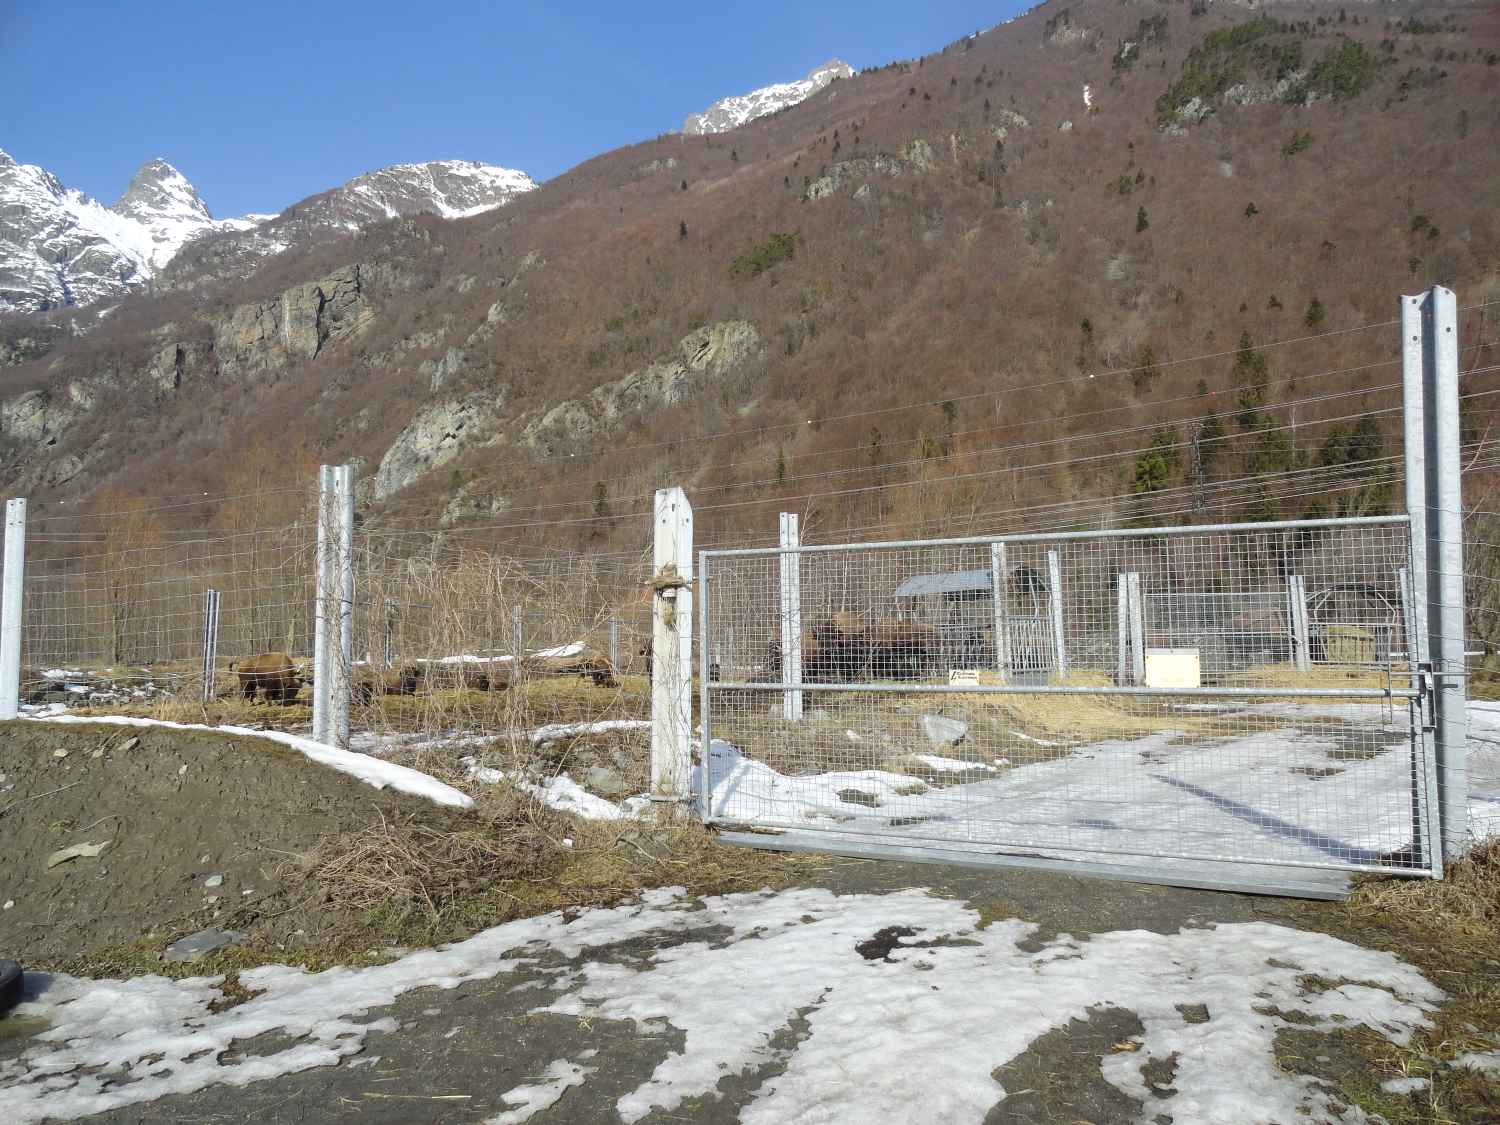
[
  {"xmin": 229, "ymin": 652, "xmax": 307, "ymax": 705},
  {"xmin": 353, "ymin": 664, "xmax": 424, "ymax": 704},
  {"xmin": 762, "ymin": 615, "xmax": 936, "ymax": 682}
]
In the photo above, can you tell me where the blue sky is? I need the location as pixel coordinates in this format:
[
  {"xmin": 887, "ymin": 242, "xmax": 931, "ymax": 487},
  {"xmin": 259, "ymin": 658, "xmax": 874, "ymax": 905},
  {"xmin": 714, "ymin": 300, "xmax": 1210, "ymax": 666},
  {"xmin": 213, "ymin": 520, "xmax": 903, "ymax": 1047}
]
[{"xmin": 0, "ymin": 1, "xmax": 1026, "ymax": 218}]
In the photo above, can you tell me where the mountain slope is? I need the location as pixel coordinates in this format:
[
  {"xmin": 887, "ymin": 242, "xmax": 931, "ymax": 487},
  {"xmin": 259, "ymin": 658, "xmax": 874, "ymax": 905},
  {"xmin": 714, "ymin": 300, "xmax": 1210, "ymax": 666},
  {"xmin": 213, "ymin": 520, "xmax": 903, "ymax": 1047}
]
[{"xmin": 3, "ymin": 0, "xmax": 1497, "ymax": 553}]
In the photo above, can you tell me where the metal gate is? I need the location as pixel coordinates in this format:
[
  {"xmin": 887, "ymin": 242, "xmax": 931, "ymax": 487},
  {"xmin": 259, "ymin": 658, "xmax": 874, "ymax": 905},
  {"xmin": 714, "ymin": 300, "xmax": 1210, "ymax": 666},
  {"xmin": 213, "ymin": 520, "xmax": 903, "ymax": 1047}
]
[{"xmin": 698, "ymin": 516, "xmax": 1438, "ymax": 896}]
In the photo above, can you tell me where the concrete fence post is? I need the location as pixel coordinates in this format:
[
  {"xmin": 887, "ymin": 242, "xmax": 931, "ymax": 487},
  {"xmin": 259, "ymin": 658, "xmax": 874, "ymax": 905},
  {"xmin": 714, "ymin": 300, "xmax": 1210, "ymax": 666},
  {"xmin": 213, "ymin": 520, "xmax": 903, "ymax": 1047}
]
[
  {"xmin": 650, "ymin": 487, "xmax": 694, "ymax": 805},
  {"xmin": 991, "ymin": 542, "xmax": 1010, "ymax": 677},
  {"xmin": 332, "ymin": 464, "xmax": 355, "ymax": 749},
  {"xmin": 1127, "ymin": 571, "xmax": 1146, "ymax": 686},
  {"xmin": 779, "ymin": 512, "xmax": 803, "ymax": 721},
  {"xmin": 1115, "ymin": 574, "xmax": 1129, "ymax": 685},
  {"xmin": 0, "ymin": 498, "xmax": 26, "ymax": 720},
  {"xmin": 201, "ymin": 589, "xmax": 221, "ymax": 703}
]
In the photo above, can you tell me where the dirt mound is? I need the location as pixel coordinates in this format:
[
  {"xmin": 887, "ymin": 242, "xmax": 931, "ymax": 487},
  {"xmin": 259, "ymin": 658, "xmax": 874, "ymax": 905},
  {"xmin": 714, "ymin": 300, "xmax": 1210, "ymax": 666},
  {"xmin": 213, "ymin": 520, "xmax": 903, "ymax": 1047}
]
[{"xmin": 0, "ymin": 721, "xmax": 453, "ymax": 966}]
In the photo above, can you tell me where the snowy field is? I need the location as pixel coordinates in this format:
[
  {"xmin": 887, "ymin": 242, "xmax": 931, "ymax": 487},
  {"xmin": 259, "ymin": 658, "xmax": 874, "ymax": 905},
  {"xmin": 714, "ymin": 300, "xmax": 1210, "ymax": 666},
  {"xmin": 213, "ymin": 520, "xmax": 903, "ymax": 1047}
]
[{"xmin": 0, "ymin": 886, "xmax": 1448, "ymax": 1124}]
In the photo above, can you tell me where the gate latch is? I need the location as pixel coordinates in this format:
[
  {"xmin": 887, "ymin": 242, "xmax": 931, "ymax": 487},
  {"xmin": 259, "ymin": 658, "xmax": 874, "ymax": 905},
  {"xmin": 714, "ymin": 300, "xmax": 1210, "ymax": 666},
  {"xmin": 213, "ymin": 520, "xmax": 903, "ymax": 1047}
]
[{"xmin": 1417, "ymin": 661, "xmax": 1437, "ymax": 730}]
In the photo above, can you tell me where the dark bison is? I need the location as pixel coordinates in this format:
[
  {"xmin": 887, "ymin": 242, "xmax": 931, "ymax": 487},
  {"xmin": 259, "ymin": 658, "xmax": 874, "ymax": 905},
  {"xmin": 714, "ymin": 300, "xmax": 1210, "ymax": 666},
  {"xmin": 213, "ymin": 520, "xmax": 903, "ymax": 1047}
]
[
  {"xmin": 531, "ymin": 646, "xmax": 618, "ymax": 687},
  {"xmin": 229, "ymin": 652, "xmax": 307, "ymax": 705},
  {"xmin": 763, "ymin": 615, "xmax": 936, "ymax": 682},
  {"xmin": 354, "ymin": 664, "xmax": 424, "ymax": 704}
]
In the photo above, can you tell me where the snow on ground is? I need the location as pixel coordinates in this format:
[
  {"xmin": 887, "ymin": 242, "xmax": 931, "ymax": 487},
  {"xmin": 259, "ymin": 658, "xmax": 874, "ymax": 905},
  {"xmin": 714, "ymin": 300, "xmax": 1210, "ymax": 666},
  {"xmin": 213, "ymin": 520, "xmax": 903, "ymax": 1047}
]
[
  {"xmin": 26, "ymin": 714, "xmax": 471, "ymax": 809},
  {"xmin": 530, "ymin": 719, "xmax": 650, "ymax": 745},
  {"xmin": 459, "ymin": 756, "xmax": 645, "ymax": 821},
  {"xmin": 0, "ymin": 886, "xmax": 1444, "ymax": 1124},
  {"xmin": 912, "ymin": 754, "xmax": 999, "ymax": 774},
  {"xmin": 487, "ymin": 1054, "xmax": 597, "ymax": 1124},
  {"xmin": 1469, "ymin": 701, "xmax": 1500, "ymax": 841},
  {"xmin": 706, "ymin": 699, "xmax": 1500, "ymax": 869}
]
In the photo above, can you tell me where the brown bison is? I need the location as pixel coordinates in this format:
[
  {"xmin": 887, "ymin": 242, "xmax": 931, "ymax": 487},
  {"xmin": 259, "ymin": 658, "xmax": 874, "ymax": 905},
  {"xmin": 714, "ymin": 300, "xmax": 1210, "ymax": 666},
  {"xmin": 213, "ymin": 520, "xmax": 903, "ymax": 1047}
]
[{"xmin": 229, "ymin": 652, "xmax": 307, "ymax": 705}]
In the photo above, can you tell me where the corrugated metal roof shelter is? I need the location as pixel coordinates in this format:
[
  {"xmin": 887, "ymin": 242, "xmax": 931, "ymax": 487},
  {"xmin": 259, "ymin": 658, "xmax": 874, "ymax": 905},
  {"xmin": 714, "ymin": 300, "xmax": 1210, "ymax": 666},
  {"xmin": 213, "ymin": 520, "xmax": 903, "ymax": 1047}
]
[{"xmin": 894, "ymin": 569, "xmax": 992, "ymax": 598}]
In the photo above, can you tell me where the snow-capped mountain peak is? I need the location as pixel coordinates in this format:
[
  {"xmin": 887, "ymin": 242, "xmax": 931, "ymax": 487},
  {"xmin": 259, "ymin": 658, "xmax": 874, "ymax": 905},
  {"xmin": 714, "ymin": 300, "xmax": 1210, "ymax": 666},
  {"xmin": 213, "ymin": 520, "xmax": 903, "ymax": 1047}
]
[
  {"xmin": 684, "ymin": 59, "xmax": 854, "ymax": 135},
  {"xmin": 0, "ymin": 153, "xmax": 536, "ymax": 314},
  {"xmin": 339, "ymin": 160, "xmax": 537, "ymax": 224}
]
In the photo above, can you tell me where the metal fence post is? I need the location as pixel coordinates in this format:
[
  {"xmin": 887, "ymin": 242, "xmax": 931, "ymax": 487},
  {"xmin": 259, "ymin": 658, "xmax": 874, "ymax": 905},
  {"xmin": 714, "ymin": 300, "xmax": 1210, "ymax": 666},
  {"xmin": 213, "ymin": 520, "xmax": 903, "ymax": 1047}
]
[
  {"xmin": 511, "ymin": 604, "xmax": 524, "ymax": 683},
  {"xmin": 650, "ymin": 487, "xmax": 694, "ymax": 805},
  {"xmin": 1426, "ymin": 287, "xmax": 1468, "ymax": 859},
  {"xmin": 779, "ymin": 512, "xmax": 803, "ymax": 721},
  {"xmin": 0, "ymin": 498, "xmax": 26, "ymax": 720},
  {"xmin": 1289, "ymin": 574, "xmax": 1311, "ymax": 672},
  {"xmin": 383, "ymin": 598, "xmax": 397, "ymax": 670},
  {"xmin": 609, "ymin": 615, "xmax": 620, "ymax": 674},
  {"xmin": 991, "ymin": 542, "xmax": 1010, "ymax": 677},
  {"xmin": 1127, "ymin": 571, "xmax": 1146, "ymax": 686},
  {"xmin": 201, "ymin": 589, "xmax": 221, "ymax": 703},
  {"xmin": 1046, "ymin": 548, "xmax": 1068, "ymax": 678},
  {"xmin": 332, "ymin": 464, "xmax": 355, "ymax": 749},
  {"xmin": 312, "ymin": 465, "xmax": 334, "ymax": 744}
]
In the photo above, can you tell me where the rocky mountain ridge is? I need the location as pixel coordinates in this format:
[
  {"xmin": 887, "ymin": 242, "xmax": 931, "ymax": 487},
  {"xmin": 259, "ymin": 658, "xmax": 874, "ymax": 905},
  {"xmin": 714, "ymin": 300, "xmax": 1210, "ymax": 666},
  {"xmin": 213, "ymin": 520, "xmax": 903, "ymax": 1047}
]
[{"xmin": 0, "ymin": 153, "xmax": 535, "ymax": 313}]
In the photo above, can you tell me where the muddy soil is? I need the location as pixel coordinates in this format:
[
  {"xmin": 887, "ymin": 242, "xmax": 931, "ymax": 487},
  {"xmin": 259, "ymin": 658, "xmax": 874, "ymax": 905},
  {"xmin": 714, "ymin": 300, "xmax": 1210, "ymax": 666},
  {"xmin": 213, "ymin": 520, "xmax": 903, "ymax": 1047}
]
[{"xmin": 0, "ymin": 721, "xmax": 448, "ymax": 966}]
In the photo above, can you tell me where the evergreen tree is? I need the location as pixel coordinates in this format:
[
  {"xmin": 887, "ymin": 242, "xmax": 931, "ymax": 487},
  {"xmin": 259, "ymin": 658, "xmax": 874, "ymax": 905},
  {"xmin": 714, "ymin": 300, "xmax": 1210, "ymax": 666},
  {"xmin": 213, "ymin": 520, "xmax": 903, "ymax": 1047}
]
[
  {"xmin": 1231, "ymin": 331, "xmax": 1270, "ymax": 430},
  {"xmin": 1136, "ymin": 206, "xmax": 1150, "ymax": 233}
]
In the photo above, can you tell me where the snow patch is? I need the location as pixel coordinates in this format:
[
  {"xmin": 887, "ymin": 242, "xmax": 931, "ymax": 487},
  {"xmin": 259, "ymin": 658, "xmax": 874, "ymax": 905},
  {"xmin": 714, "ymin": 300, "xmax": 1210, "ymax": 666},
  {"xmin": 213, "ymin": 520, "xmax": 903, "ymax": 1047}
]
[
  {"xmin": 26, "ymin": 714, "xmax": 471, "ymax": 808},
  {"xmin": 0, "ymin": 888, "xmax": 1441, "ymax": 1125}
]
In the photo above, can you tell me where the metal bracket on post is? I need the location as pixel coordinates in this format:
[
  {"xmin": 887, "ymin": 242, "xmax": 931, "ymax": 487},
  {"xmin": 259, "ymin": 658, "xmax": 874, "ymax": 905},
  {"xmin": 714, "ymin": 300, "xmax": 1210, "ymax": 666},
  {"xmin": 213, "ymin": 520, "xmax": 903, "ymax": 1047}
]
[
  {"xmin": 991, "ymin": 542, "xmax": 1010, "ymax": 678},
  {"xmin": 779, "ymin": 512, "xmax": 803, "ymax": 721},
  {"xmin": 201, "ymin": 589, "xmax": 221, "ymax": 703},
  {"xmin": 0, "ymin": 497, "xmax": 26, "ymax": 721},
  {"xmin": 1046, "ymin": 548, "xmax": 1069, "ymax": 679},
  {"xmin": 650, "ymin": 487, "xmax": 694, "ymax": 807}
]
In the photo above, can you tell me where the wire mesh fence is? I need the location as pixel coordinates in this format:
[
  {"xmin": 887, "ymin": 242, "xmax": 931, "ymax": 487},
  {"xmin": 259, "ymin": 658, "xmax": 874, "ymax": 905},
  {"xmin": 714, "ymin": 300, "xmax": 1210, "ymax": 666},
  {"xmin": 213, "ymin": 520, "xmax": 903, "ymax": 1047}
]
[
  {"xmin": 19, "ymin": 507, "xmax": 320, "ymax": 708},
  {"xmin": 700, "ymin": 516, "xmax": 1432, "ymax": 876}
]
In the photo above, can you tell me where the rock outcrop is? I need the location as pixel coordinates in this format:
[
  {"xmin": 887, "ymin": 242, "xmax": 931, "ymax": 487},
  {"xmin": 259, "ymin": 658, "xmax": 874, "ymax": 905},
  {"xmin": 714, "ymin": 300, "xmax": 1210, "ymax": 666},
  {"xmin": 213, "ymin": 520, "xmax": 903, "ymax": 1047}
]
[
  {"xmin": 373, "ymin": 392, "xmax": 508, "ymax": 500},
  {"xmin": 523, "ymin": 321, "xmax": 761, "ymax": 454},
  {"xmin": 214, "ymin": 265, "xmax": 371, "ymax": 381}
]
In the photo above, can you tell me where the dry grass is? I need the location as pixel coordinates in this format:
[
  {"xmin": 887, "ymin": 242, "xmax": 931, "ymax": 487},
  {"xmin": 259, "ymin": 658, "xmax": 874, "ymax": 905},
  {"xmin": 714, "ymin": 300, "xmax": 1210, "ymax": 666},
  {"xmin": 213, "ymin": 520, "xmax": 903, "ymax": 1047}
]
[
  {"xmin": 1347, "ymin": 838, "xmax": 1500, "ymax": 945},
  {"xmin": 286, "ymin": 782, "xmax": 822, "ymax": 949},
  {"xmin": 1311, "ymin": 841, "xmax": 1500, "ymax": 1123},
  {"xmin": 1244, "ymin": 663, "xmax": 1403, "ymax": 692}
]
